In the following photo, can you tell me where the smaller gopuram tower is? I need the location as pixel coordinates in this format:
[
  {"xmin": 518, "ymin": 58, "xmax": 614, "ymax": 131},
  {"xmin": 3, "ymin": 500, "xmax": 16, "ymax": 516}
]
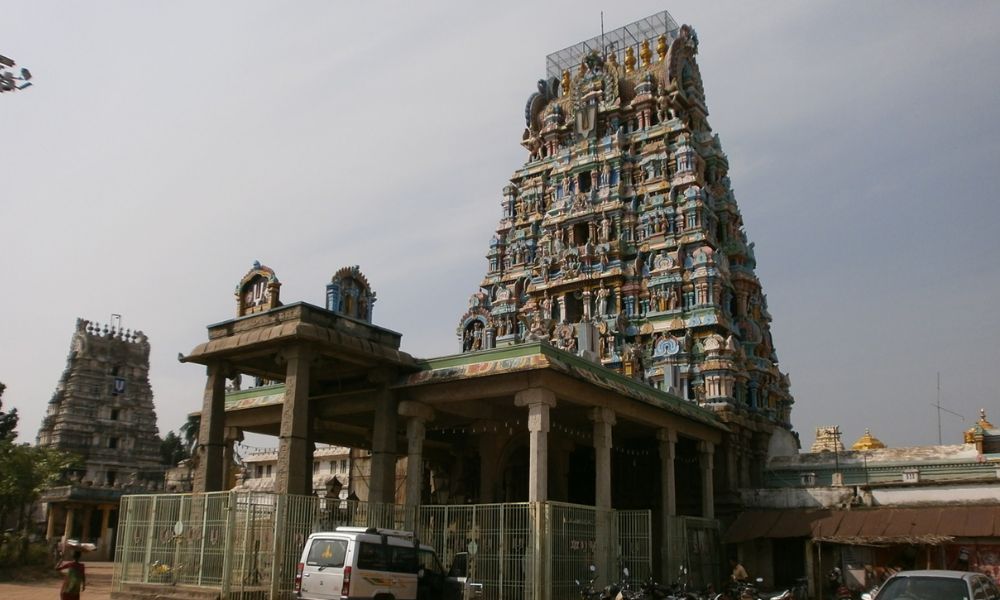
[{"xmin": 37, "ymin": 318, "xmax": 163, "ymax": 486}]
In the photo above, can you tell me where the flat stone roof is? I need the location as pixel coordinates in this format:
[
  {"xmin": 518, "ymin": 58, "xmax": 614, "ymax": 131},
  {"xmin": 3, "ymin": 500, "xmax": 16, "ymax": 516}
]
[{"xmin": 402, "ymin": 342, "xmax": 726, "ymax": 431}]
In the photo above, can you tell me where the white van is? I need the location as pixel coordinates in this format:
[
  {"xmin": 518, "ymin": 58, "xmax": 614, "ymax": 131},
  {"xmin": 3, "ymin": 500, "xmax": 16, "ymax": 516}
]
[
  {"xmin": 295, "ymin": 527, "xmax": 482, "ymax": 600},
  {"xmin": 296, "ymin": 527, "xmax": 420, "ymax": 600}
]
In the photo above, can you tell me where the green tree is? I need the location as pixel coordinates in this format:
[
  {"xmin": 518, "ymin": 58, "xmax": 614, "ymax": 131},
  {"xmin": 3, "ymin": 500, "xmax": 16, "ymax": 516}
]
[
  {"xmin": 159, "ymin": 431, "xmax": 189, "ymax": 466},
  {"xmin": 0, "ymin": 441, "xmax": 78, "ymax": 563},
  {"xmin": 0, "ymin": 383, "xmax": 17, "ymax": 441},
  {"xmin": 0, "ymin": 383, "xmax": 78, "ymax": 564}
]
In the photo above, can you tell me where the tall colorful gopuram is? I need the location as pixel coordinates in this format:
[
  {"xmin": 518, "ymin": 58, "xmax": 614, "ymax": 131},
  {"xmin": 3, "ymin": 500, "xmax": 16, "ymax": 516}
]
[{"xmin": 458, "ymin": 12, "xmax": 794, "ymax": 443}]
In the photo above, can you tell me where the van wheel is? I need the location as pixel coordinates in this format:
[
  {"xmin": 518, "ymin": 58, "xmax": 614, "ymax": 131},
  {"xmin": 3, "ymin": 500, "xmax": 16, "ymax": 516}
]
[{"xmin": 373, "ymin": 595, "xmax": 395, "ymax": 600}]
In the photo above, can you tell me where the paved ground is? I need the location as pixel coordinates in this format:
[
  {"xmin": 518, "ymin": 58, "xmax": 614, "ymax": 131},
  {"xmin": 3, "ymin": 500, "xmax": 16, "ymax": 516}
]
[{"xmin": 0, "ymin": 561, "xmax": 113, "ymax": 600}]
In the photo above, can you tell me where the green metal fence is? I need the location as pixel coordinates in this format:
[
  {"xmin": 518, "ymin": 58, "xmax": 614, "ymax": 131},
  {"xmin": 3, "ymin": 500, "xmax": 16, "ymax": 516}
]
[
  {"xmin": 664, "ymin": 514, "xmax": 721, "ymax": 590},
  {"xmin": 113, "ymin": 492, "xmax": 652, "ymax": 600}
]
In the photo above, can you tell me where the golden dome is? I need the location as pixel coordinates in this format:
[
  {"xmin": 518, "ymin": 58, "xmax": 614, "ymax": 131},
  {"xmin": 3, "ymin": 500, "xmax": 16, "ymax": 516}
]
[
  {"xmin": 964, "ymin": 409, "xmax": 994, "ymax": 443},
  {"xmin": 977, "ymin": 408, "xmax": 994, "ymax": 429},
  {"xmin": 852, "ymin": 429, "xmax": 886, "ymax": 451}
]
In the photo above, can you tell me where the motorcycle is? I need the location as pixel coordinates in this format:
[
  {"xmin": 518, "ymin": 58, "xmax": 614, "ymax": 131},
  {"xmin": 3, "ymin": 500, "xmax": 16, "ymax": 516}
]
[
  {"xmin": 610, "ymin": 566, "xmax": 644, "ymax": 600},
  {"xmin": 792, "ymin": 576, "xmax": 809, "ymax": 600},
  {"xmin": 728, "ymin": 577, "xmax": 763, "ymax": 599},
  {"xmin": 754, "ymin": 575, "xmax": 812, "ymax": 600},
  {"xmin": 637, "ymin": 575, "xmax": 672, "ymax": 599},
  {"xmin": 575, "ymin": 564, "xmax": 602, "ymax": 600}
]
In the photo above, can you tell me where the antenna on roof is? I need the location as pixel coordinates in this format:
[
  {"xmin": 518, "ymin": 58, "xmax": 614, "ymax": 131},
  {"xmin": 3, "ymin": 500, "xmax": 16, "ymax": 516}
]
[
  {"xmin": 601, "ymin": 11, "xmax": 605, "ymax": 59},
  {"xmin": 932, "ymin": 372, "xmax": 964, "ymax": 444}
]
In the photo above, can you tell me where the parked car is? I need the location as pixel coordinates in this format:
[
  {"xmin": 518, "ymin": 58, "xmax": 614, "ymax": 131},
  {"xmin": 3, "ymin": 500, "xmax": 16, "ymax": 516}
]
[
  {"xmin": 295, "ymin": 526, "xmax": 481, "ymax": 600},
  {"xmin": 865, "ymin": 569, "xmax": 1000, "ymax": 600}
]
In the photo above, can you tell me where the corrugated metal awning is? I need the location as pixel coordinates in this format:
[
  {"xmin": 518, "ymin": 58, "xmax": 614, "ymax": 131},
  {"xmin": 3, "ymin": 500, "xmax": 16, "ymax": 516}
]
[
  {"xmin": 725, "ymin": 510, "xmax": 829, "ymax": 543},
  {"xmin": 725, "ymin": 505, "xmax": 1000, "ymax": 546}
]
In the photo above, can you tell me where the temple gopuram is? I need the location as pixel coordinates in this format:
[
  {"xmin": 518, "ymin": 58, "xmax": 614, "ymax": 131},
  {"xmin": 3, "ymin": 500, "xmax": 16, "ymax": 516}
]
[
  {"xmin": 37, "ymin": 318, "xmax": 164, "ymax": 560},
  {"xmin": 459, "ymin": 13, "xmax": 795, "ymax": 499}
]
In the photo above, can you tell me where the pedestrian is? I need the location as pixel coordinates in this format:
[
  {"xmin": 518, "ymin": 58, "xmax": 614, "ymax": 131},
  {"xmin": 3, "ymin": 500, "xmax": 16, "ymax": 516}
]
[
  {"xmin": 730, "ymin": 558, "xmax": 749, "ymax": 583},
  {"xmin": 56, "ymin": 549, "xmax": 86, "ymax": 600}
]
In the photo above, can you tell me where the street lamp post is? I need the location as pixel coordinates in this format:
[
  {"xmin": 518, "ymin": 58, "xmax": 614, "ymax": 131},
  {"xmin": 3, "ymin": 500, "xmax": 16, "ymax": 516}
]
[{"xmin": 0, "ymin": 54, "xmax": 33, "ymax": 92}]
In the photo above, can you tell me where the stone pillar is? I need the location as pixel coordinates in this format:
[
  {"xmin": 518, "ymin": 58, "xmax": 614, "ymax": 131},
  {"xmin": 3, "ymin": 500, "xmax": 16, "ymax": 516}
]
[
  {"xmin": 276, "ymin": 347, "xmax": 313, "ymax": 496},
  {"xmin": 658, "ymin": 429, "xmax": 678, "ymax": 582},
  {"xmin": 81, "ymin": 507, "xmax": 93, "ymax": 541},
  {"xmin": 368, "ymin": 375, "xmax": 398, "ymax": 504},
  {"xmin": 399, "ymin": 401, "xmax": 434, "ymax": 507},
  {"xmin": 478, "ymin": 425, "xmax": 502, "ymax": 503},
  {"xmin": 98, "ymin": 505, "xmax": 112, "ymax": 561},
  {"xmin": 63, "ymin": 506, "xmax": 75, "ymax": 541},
  {"xmin": 194, "ymin": 363, "xmax": 227, "ymax": 493},
  {"xmin": 515, "ymin": 388, "xmax": 556, "ymax": 502},
  {"xmin": 222, "ymin": 427, "xmax": 243, "ymax": 490},
  {"xmin": 699, "ymin": 441, "xmax": 715, "ymax": 519},
  {"xmin": 45, "ymin": 504, "xmax": 57, "ymax": 541},
  {"xmin": 591, "ymin": 408, "xmax": 616, "ymax": 580},
  {"xmin": 99, "ymin": 506, "xmax": 112, "ymax": 543},
  {"xmin": 550, "ymin": 440, "xmax": 572, "ymax": 502},
  {"xmin": 590, "ymin": 408, "xmax": 616, "ymax": 509},
  {"xmin": 658, "ymin": 429, "xmax": 677, "ymax": 516}
]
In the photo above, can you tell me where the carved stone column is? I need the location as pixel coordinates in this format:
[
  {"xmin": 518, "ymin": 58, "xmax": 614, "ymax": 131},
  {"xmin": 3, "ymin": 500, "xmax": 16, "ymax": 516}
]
[
  {"xmin": 276, "ymin": 347, "xmax": 313, "ymax": 496},
  {"xmin": 590, "ymin": 407, "xmax": 616, "ymax": 509},
  {"xmin": 399, "ymin": 401, "xmax": 434, "ymax": 507},
  {"xmin": 699, "ymin": 441, "xmax": 716, "ymax": 519},
  {"xmin": 550, "ymin": 439, "xmax": 573, "ymax": 502},
  {"xmin": 45, "ymin": 504, "xmax": 57, "ymax": 541},
  {"xmin": 194, "ymin": 362, "xmax": 227, "ymax": 493},
  {"xmin": 657, "ymin": 429, "xmax": 677, "ymax": 517},
  {"xmin": 658, "ymin": 428, "xmax": 678, "ymax": 582},
  {"xmin": 99, "ymin": 505, "xmax": 112, "ymax": 561},
  {"xmin": 368, "ymin": 371, "xmax": 398, "ymax": 504},
  {"xmin": 222, "ymin": 426, "xmax": 243, "ymax": 490},
  {"xmin": 81, "ymin": 507, "xmax": 93, "ymax": 541},
  {"xmin": 478, "ymin": 423, "xmax": 502, "ymax": 503},
  {"xmin": 515, "ymin": 388, "xmax": 556, "ymax": 502},
  {"xmin": 63, "ymin": 506, "xmax": 75, "ymax": 541}
]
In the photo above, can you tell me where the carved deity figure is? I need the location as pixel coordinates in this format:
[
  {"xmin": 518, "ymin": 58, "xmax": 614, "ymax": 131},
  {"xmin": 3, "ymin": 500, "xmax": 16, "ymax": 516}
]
[
  {"xmin": 472, "ymin": 322, "xmax": 483, "ymax": 350},
  {"xmin": 600, "ymin": 213, "xmax": 611, "ymax": 242},
  {"xmin": 541, "ymin": 296, "xmax": 553, "ymax": 319},
  {"xmin": 595, "ymin": 287, "xmax": 610, "ymax": 317}
]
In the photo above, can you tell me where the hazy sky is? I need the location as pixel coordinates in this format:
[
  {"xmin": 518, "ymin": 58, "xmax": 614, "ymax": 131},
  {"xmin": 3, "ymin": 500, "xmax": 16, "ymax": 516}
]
[{"xmin": 3, "ymin": 1, "xmax": 998, "ymax": 453}]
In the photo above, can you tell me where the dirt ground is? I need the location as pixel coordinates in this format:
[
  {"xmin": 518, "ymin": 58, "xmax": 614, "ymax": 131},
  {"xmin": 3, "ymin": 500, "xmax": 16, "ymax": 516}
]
[{"xmin": 0, "ymin": 561, "xmax": 113, "ymax": 600}]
